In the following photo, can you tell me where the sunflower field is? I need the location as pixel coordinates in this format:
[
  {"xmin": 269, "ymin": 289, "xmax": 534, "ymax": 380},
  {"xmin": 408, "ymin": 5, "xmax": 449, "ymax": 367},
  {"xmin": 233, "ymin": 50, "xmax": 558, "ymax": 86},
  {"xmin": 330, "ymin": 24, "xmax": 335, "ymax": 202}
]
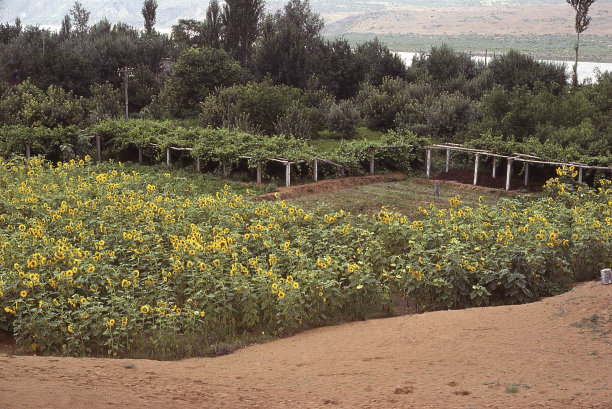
[{"xmin": 0, "ymin": 158, "xmax": 610, "ymax": 359}]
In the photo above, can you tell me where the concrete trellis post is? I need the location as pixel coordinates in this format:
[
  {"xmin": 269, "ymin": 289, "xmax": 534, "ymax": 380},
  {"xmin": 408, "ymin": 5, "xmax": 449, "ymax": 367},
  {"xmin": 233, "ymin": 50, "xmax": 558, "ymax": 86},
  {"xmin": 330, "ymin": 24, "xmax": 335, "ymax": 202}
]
[
  {"xmin": 492, "ymin": 157, "xmax": 497, "ymax": 179},
  {"xmin": 256, "ymin": 163, "xmax": 262, "ymax": 184},
  {"xmin": 285, "ymin": 163, "xmax": 291, "ymax": 187},
  {"xmin": 370, "ymin": 155, "xmax": 375, "ymax": 174},
  {"xmin": 196, "ymin": 158, "xmax": 201, "ymax": 173},
  {"xmin": 578, "ymin": 166, "xmax": 583, "ymax": 182},
  {"xmin": 506, "ymin": 159, "xmax": 513, "ymax": 191},
  {"xmin": 138, "ymin": 147, "xmax": 143, "ymax": 164},
  {"xmin": 473, "ymin": 154, "xmax": 480, "ymax": 185},
  {"xmin": 166, "ymin": 148, "xmax": 171, "ymax": 166},
  {"xmin": 524, "ymin": 162, "xmax": 530, "ymax": 187},
  {"xmin": 25, "ymin": 141, "xmax": 31, "ymax": 159},
  {"xmin": 95, "ymin": 134, "xmax": 102, "ymax": 161},
  {"xmin": 313, "ymin": 158, "xmax": 318, "ymax": 182},
  {"xmin": 445, "ymin": 149, "xmax": 451, "ymax": 173},
  {"xmin": 426, "ymin": 149, "xmax": 432, "ymax": 178}
]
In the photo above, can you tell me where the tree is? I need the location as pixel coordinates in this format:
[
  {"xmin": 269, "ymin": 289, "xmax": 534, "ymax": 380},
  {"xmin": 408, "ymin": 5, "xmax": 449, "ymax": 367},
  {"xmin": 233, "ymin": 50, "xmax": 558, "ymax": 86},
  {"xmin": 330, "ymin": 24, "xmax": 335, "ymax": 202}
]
[
  {"xmin": 354, "ymin": 38, "xmax": 407, "ymax": 86},
  {"xmin": 142, "ymin": 0, "xmax": 158, "ymax": 35},
  {"xmin": 221, "ymin": 0, "xmax": 264, "ymax": 67},
  {"xmin": 566, "ymin": 0, "xmax": 596, "ymax": 87},
  {"xmin": 254, "ymin": 0, "xmax": 325, "ymax": 88},
  {"xmin": 171, "ymin": 19, "xmax": 206, "ymax": 49},
  {"xmin": 159, "ymin": 47, "xmax": 246, "ymax": 117},
  {"xmin": 488, "ymin": 50, "xmax": 567, "ymax": 91},
  {"xmin": 60, "ymin": 15, "xmax": 72, "ymax": 39},
  {"xmin": 69, "ymin": 1, "xmax": 90, "ymax": 35},
  {"xmin": 412, "ymin": 44, "xmax": 478, "ymax": 85},
  {"xmin": 205, "ymin": 0, "xmax": 222, "ymax": 49}
]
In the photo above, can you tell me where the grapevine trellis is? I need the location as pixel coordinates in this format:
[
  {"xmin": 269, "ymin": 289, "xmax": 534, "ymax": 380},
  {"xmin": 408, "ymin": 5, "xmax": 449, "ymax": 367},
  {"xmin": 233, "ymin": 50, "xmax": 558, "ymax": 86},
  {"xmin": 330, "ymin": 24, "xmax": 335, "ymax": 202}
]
[
  {"xmin": 22, "ymin": 136, "xmax": 612, "ymax": 189},
  {"xmin": 425, "ymin": 143, "xmax": 612, "ymax": 190}
]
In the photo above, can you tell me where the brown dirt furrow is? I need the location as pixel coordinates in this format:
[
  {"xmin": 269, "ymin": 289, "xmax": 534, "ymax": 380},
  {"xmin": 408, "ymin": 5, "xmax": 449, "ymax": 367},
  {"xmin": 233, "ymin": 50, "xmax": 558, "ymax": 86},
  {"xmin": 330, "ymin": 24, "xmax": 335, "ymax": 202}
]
[{"xmin": 253, "ymin": 173, "xmax": 405, "ymax": 201}]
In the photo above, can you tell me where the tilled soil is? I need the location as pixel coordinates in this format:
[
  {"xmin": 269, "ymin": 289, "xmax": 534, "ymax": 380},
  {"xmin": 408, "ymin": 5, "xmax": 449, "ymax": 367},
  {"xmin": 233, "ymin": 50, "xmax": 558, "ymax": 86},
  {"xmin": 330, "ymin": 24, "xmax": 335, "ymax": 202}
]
[{"xmin": 1, "ymin": 281, "xmax": 611, "ymax": 409}]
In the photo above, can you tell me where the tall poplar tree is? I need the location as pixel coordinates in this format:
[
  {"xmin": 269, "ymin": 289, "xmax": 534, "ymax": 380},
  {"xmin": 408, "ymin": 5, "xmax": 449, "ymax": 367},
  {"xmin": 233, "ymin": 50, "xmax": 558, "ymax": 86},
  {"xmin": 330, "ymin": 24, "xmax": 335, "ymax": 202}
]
[
  {"xmin": 205, "ymin": 0, "xmax": 222, "ymax": 48},
  {"xmin": 142, "ymin": 0, "xmax": 158, "ymax": 35},
  {"xmin": 566, "ymin": 0, "xmax": 596, "ymax": 87},
  {"xmin": 221, "ymin": 0, "xmax": 264, "ymax": 67}
]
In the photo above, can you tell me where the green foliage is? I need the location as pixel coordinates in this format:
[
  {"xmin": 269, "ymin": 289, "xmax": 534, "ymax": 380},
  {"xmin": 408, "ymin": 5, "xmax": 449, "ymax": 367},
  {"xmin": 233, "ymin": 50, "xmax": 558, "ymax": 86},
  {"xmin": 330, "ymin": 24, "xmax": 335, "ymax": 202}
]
[
  {"xmin": 142, "ymin": 0, "xmax": 158, "ymax": 35},
  {"xmin": 201, "ymin": 80, "xmax": 303, "ymax": 135},
  {"xmin": 0, "ymin": 80, "xmax": 85, "ymax": 128},
  {"xmin": 84, "ymin": 82, "xmax": 123, "ymax": 124},
  {"xmin": 159, "ymin": 47, "xmax": 246, "ymax": 117},
  {"xmin": 412, "ymin": 44, "xmax": 479, "ymax": 85},
  {"xmin": 354, "ymin": 38, "xmax": 407, "ymax": 86},
  {"xmin": 487, "ymin": 50, "xmax": 568, "ymax": 91},
  {"xmin": 274, "ymin": 101, "xmax": 315, "ymax": 139},
  {"xmin": 221, "ymin": 0, "xmax": 265, "ymax": 67},
  {"xmin": 1, "ymin": 158, "xmax": 607, "ymax": 358},
  {"xmin": 355, "ymin": 77, "xmax": 413, "ymax": 131},
  {"xmin": 325, "ymin": 100, "xmax": 361, "ymax": 138},
  {"xmin": 0, "ymin": 158, "xmax": 391, "ymax": 357},
  {"xmin": 396, "ymin": 92, "xmax": 475, "ymax": 140},
  {"xmin": 0, "ymin": 125, "xmax": 82, "ymax": 160},
  {"xmin": 373, "ymin": 170, "xmax": 612, "ymax": 310}
]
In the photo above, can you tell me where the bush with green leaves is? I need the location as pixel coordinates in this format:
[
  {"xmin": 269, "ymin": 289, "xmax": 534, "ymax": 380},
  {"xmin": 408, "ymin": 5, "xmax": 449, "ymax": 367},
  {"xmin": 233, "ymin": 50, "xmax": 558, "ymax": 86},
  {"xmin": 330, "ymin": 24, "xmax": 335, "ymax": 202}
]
[
  {"xmin": 354, "ymin": 77, "xmax": 412, "ymax": 131},
  {"xmin": 159, "ymin": 47, "xmax": 247, "ymax": 117},
  {"xmin": 201, "ymin": 80, "xmax": 303, "ymax": 135},
  {"xmin": 325, "ymin": 100, "xmax": 361, "ymax": 138}
]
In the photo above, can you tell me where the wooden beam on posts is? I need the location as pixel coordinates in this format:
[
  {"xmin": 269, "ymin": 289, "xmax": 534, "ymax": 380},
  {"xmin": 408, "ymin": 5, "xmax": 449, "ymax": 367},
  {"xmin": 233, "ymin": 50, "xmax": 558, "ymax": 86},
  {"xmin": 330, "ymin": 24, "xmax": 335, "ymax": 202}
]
[
  {"xmin": 492, "ymin": 157, "xmax": 497, "ymax": 179},
  {"xmin": 506, "ymin": 159, "xmax": 513, "ymax": 191},
  {"xmin": 25, "ymin": 141, "xmax": 31, "ymax": 159},
  {"xmin": 285, "ymin": 162, "xmax": 291, "ymax": 187},
  {"xmin": 313, "ymin": 158, "xmax": 318, "ymax": 182},
  {"xmin": 95, "ymin": 134, "xmax": 101, "ymax": 161},
  {"xmin": 524, "ymin": 162, "xmax": 530, "ymax": 187},
  {"xmin": 256, "ymin": 163, "xmax": 262, "ymax": 184},
  {"xmin": 445, "ymin": 149, "xmax": 450, "ymax": 173},
  {"xmin": 138, "ymin": 146, "xmax": 143, "ymax": 164},
  {"xmin": 426, "ymin": 149, "xmax": 432, "ymax": 178},
  {"xmin": 473, "ymin": 154, "xmax": 480, "ymax": 185},
  {"xmin": 370, "ymin": 155, "xmax": 375, "ymax": 174}
]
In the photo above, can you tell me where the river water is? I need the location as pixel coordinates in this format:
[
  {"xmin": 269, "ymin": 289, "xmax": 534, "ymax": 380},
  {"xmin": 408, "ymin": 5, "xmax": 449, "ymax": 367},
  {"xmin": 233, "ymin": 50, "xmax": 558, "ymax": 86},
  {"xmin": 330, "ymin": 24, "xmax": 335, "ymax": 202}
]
[{"xmin": 395, "ymin": 51, "xmax": 612, "ymax": 84}]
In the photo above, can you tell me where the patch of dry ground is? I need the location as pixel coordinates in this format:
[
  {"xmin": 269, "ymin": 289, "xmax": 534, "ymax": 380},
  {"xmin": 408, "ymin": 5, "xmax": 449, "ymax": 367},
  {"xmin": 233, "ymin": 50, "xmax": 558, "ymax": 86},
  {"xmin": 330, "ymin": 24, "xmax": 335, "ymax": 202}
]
[
  {"xmin": 254, "ymin": 172, "xmax": 405, "ymax": 201},
  {"xmin": 323, "ymin": 3, "xmax": 612, "ymax": 36},
  {"xmin": 0, "ymin": 281, "xmax": 610, "ymax": 408}
]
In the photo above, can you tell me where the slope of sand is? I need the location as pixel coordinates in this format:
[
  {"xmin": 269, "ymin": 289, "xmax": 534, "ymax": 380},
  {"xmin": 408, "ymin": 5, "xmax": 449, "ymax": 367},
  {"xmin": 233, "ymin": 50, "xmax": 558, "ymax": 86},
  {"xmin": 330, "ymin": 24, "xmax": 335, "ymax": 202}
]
[
  {"xmin": 0, "ymin": 281, "xmax": 610, "ymax": 408},
  {"xmin": 323, "ymin": 3, "xmax": 612, "ymax": 36}
]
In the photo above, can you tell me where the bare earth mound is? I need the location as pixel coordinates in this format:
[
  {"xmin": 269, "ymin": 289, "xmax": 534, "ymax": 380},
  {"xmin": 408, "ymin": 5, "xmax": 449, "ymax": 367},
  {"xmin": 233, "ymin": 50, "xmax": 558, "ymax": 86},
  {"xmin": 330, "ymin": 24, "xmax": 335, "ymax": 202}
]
[{"xmin": 1, "ymin": 281, "xmax": 610, "ymax": 408}]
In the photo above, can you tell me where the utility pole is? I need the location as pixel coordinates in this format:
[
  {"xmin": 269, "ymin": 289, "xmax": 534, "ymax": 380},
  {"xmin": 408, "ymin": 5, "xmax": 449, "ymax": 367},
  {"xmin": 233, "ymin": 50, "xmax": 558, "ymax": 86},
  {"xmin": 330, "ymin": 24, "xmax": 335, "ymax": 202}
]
[{"xmin": 117, "ymin": 66, "xmax": 135, "ymax": 121}]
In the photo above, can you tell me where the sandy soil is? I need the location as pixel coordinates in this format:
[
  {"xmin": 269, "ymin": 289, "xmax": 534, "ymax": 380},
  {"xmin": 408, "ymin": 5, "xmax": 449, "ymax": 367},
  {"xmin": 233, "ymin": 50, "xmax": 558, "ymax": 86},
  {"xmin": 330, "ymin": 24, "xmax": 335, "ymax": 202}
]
[
  {"xmin": 323, "ymin": 3, "xmax": 612, "ymax": 36},
  {"xmin": 0, "ymin": 281, "xmax": 610, "ymax": 408}
]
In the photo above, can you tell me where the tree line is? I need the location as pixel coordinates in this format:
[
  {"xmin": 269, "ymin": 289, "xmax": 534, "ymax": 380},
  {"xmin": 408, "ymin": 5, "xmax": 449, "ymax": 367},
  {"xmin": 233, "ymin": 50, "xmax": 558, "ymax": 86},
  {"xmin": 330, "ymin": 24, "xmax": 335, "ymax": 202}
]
[{"xmin": 1, "ymin": 0, "xmax": 610, "ymax": 167}]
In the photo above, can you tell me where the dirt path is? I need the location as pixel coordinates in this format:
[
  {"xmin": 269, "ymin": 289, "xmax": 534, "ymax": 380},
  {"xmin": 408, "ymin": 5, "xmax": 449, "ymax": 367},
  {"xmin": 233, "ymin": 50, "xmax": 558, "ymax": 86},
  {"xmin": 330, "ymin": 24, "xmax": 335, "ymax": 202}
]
[
  {"xmin": 254, "ymin": 173, "xmax": 405, "ymax": 201},
  {"xmin": 1, "ymin": 282, "xmax": 611, "ymax": 408}
]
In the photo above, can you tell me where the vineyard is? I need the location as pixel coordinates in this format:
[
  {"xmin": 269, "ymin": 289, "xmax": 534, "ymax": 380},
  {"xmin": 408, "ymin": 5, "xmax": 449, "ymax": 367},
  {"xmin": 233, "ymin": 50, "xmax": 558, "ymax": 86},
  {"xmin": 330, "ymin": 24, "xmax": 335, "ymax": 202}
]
[{"xmin": 0, "ymin": 155, "xmax": 610, "ymax": 359}]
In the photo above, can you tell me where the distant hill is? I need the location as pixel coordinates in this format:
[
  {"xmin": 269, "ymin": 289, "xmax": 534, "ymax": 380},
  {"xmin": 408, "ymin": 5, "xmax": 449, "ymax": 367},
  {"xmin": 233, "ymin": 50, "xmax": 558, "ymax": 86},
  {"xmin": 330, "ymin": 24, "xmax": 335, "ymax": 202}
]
[{"xmin": 1, "ymin": 0, "xmax": 611, "ymax": 36}]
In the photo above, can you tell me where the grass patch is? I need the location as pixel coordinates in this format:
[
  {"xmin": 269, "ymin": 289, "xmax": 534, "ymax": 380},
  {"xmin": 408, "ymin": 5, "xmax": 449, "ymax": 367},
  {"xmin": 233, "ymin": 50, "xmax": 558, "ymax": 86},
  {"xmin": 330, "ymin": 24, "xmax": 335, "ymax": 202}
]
[
  {"xmin": 310, "ymin": 127, "xmax": 387, "ymax": 154},
  {"xmin": 288, "ymin": 178, "xmax": 511, "ymax": 217}
]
